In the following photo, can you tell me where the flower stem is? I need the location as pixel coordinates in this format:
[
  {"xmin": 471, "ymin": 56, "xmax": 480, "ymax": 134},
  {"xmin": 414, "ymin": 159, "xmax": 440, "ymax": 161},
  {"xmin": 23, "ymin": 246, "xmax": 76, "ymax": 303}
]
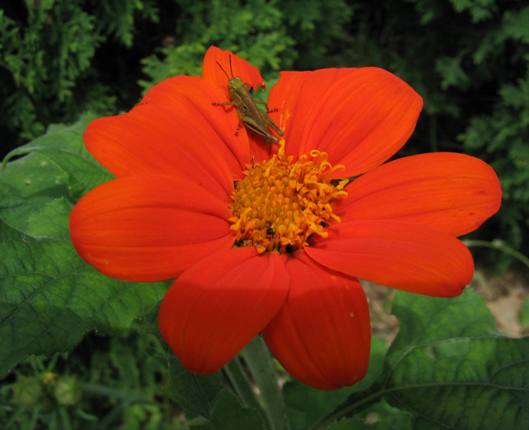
[
  {"xmin": 223, "ymin": 357, "xmax": 262, "ymax": 411},
  {"xmin": 241, "ymin": 336, "xmax": 290, "ymax": 430}
]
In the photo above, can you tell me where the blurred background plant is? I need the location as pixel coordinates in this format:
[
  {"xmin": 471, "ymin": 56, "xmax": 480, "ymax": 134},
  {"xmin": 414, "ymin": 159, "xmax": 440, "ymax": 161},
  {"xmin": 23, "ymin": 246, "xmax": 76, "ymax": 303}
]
[
  {"xmin": 1, "ymin": 323, "xmax": 193, "ymax": 430},
  {"xmin": 1, "ymin": 1, "xmax": 528, "ymax": 428}
]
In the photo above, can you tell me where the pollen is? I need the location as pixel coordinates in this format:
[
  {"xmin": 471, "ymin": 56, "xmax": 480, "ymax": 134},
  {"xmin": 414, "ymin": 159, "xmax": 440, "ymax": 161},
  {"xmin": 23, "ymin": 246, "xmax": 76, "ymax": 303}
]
[{"xmin": 229, "ymin": 140, "xmax": 348, "ymax": 254}]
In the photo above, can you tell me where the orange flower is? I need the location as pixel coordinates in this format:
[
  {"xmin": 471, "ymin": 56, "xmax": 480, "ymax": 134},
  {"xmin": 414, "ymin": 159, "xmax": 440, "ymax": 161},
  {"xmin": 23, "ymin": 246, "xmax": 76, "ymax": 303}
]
[{"xmin": 70, "ymin": 46, "xmax": 502, "ymax": 390}]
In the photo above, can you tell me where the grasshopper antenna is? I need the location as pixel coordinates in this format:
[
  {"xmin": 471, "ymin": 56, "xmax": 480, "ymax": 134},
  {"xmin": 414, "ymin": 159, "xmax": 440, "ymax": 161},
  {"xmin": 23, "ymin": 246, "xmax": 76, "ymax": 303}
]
[
  {"xmin": 215, "ymin": 60, "xmax": 230, "ymax": 80},
  {"xmin": 228, "ymin": 54, "xmax": 234, "ymax": 78}
]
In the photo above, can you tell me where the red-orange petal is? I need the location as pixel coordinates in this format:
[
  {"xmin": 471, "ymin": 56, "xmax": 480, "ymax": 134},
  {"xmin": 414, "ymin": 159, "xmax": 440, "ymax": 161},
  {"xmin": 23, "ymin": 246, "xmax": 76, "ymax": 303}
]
[
  {"xmin": 202, "ymin": 46, "xmax": 265, "ymax": 93},
  {"xmin": 268, "ymin": 67, "xmax": 423, "ymax": 176},
  {"xmin": 306, "ymin": 220, "xmax": 473, "ymax": 297},
  {"xmin": 264, "ymin": 254, "xmax": 370, "ymax": 390},
  {"xmin": 339, "ymin": 153, "xmax": 502, "ymax": 236},
  {"xmin": 70, "ymin": 175, "xmax": 233, "ymax": 282},
  {"xmin": 248, "ymin": 134, "xmax": 276, "ymax": 163},
  {"xmin": 85, "ymin": 76, "xmax": 249, "ymax": 196},
  {"xmin": 159, "ymin": 247, "xmax": 289, "ymax": 373}
]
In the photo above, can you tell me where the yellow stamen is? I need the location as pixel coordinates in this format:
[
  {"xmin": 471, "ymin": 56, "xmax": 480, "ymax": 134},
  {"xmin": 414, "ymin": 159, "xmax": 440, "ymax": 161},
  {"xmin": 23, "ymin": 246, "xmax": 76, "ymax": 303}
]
[{"xmin": 229, "ymin": 140, "xmax": 348, "ymax": 254}]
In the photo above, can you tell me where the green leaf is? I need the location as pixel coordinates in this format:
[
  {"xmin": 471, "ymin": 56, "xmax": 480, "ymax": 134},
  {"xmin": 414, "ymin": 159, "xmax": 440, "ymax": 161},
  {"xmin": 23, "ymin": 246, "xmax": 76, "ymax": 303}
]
[
  {"xmin": 385, "ymin": 336, "xmax": 529, "ymax": 429},
  {"xmin": 192, "ymin": 390, "xmax": 267, "ymax": 430},
  {"xmin": 435, "ymin": 56, "xmax": 470, "ymax": 90},
  {"xmin": 164, "ymin": 348, "xmax": 269, "ymax": 426},
  {"xmin": 325, "ymin": 290, "xmax": 529, "ymax": 430},
  {"xmin": 164, "ymin": 353, "xmax": 224, "ymax": 420},
  {"xmin": 386, "ymin": 288, "xmax": 497, "ymax": 367},
  {"xmin": 286, "ymin": 337, "xmax": 387, "ymax": 430},
  {"xmin": 0, "ymin": 115, "xmax": 166, "ymax": 376},
  {"xmin": 328, "ymin": 401, "xmax": 412, "ymax": 430},
  {"xmin": 3, "ymin": 113, "xmax": 112, "ymax": 201},
  {"xmin": 23, "ymin": 198, "xmax": 72, "ymax": 240},
  {"xmin": 0, "ymin": 153, "xmax": 69, "ymax": 234},
  {"xmin": 0, "ymin": 219, "xmax": 166, "ymax": 376},
  {"xmin": 0, "ymin": 114, "xmax": 109, "ymax": 236}
]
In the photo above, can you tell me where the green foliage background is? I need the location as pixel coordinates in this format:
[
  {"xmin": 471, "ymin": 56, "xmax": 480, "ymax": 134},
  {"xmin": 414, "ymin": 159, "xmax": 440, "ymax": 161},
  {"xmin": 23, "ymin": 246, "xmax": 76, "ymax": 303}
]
[{"xmin": 1, "ymin": 1, "xmax": 529, "ymax": 428}]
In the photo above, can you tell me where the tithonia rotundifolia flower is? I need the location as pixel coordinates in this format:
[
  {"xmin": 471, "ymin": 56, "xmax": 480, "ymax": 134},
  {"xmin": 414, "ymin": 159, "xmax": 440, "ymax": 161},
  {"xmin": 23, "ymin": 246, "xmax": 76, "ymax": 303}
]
[{"xmin": 70, "ymin": 46, "xmax": 502, "ymax": 390}]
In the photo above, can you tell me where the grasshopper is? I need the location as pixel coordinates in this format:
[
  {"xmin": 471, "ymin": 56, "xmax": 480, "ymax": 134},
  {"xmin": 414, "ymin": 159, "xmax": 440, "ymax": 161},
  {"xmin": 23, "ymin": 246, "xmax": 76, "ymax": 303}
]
[{"xmin": 212, "ymin": 56, "xmax": 284, "ymax": 144}]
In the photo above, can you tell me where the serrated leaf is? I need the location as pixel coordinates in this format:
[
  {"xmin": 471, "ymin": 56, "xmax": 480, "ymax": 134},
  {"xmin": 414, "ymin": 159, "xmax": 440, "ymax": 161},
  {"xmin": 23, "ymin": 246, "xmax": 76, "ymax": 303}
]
[
  {"xmin": 0, "ymin": 115, "xmax": 109, "ymax": 234},
  {"xmin": 0, "ymin": 115, "xmax": 166, "ymax": 375},
  {"xmin": 386, "ymin": 289, "xmax": 497, "ymax": 367},
  {"xmin": 385, "ymin": 336, "xmax": 529, "ymax": 429},
  {"xmin": 3, "ymin": 113, "xmax": 112, "ymax": 201},
  {"xmin": 0, "ymin": 153, "xmax": 74, "ymax": 240},
  {"xmin": 0, "ymin": 220, "xmax": 166, "ymax": 376},
  {"xmin": 328, "ymin": 289, "xmax": 529, "ymax": 430}
]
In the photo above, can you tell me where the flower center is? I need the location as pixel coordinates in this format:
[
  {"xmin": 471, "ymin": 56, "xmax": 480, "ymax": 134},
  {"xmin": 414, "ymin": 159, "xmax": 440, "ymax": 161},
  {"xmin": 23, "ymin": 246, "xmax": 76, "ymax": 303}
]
[{"xmin": 229, "ymin": 140, "xmax": 348, "ymax": 254}]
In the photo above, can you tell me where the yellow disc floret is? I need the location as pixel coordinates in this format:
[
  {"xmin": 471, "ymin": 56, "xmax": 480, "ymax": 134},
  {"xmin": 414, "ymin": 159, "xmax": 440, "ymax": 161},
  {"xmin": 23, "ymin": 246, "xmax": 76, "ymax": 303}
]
[{"xmin": 229, "ymin": 140, "xmax": 348, "ymax": 254}]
